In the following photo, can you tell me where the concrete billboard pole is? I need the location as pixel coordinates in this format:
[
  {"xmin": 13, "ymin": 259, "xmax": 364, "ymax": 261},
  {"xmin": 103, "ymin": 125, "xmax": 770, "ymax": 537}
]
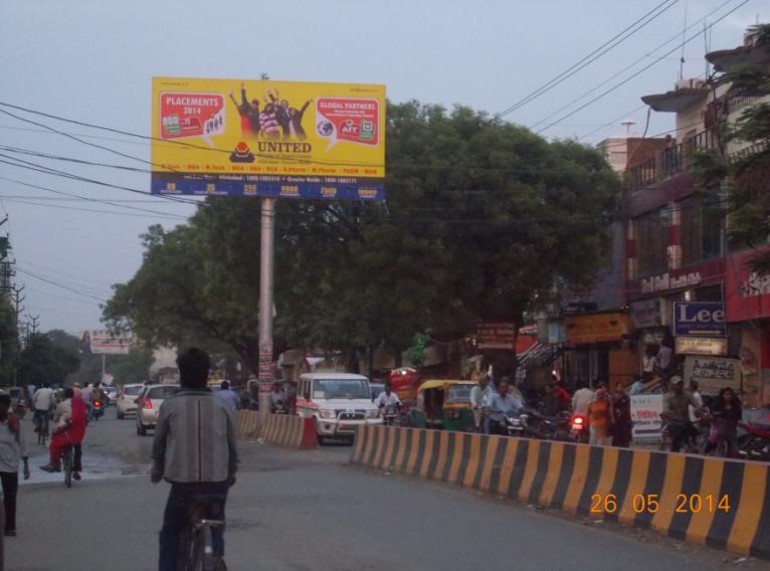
[{"xmin": 258, "ymin": 197, "xmax": 276, "ymax": 428}]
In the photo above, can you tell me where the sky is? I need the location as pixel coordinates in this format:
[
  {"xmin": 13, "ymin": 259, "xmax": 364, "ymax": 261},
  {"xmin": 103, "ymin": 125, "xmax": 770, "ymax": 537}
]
[{"xmin": 0, "ymin": 0, "xmax": 765, "ymax": 334}]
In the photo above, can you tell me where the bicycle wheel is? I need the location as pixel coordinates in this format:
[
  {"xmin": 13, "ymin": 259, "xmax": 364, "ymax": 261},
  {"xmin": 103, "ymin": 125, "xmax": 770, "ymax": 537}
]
[
  {"xmin": 193, "ymin": 524, "xmax": 215, "ymax": 571},
  {"xmin": 63, "ymin": 449, "xmax": 73, "ymax": 488}
]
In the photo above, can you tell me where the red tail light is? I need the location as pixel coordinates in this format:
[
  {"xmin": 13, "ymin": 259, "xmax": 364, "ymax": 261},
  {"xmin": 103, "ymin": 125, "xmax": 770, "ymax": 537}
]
[
  {"xmin": 94, "ymin": 400, "xmax": 103, "ymax": 407},
  {"xmin": 573, "ymin": 417, "xmax": 584, "ymax": 425},
  {"xmin": 142, "ymin": 398, "xmax": 153, "ymax": 409}
]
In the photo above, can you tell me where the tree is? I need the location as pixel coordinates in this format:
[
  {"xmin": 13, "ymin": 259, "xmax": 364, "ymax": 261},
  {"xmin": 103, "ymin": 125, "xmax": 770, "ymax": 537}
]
[
  {"xmin": 103, "ymin": 101, "xmax": 619, "ymax": 377},
  {"xmin": 0, "ymin": 298, "xmax": 18, "ymax": 386},
  {"xmin": 693, "ymin": 25, "xmax": 770, "ymax": 272},
  {"xmin": 17, "ymin": 332, "xmax": 79, "ymax": 386}
]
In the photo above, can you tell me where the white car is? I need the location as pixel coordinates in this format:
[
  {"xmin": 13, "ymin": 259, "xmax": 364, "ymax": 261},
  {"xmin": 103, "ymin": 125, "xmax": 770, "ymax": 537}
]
[
  {"xmin": 136, "ymin": 384, "xmax": 179, "ymax": 436},
  {"xmin": 116, "ymin": 384, "xmax": 145, "ymax": 419},
  {"xmin": 296, "ymin": 373, "xmax": 382, "ymax": 444}
]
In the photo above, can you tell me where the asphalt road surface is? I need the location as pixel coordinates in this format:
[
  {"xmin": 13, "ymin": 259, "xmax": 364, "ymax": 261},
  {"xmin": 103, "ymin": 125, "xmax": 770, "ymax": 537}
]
[{"xmin": 7, "ymin": 408, "xmax": 770, "ymax": 571}]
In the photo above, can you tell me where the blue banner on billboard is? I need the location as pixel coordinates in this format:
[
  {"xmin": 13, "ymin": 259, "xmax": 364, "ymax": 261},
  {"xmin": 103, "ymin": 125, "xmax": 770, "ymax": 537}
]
[
  {"xmin": 672, "ymin": 302, "xmax": 726, "ymax": 336},
  {"xmin": 151, "ymin": 172, "xmax": 384, "ymax": 201}
]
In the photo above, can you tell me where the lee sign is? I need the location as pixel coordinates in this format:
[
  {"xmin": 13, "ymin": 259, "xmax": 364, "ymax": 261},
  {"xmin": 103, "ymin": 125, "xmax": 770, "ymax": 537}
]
[{"xmin": 672, "ymin": 302, "xmax": 726, "ymax": 337}]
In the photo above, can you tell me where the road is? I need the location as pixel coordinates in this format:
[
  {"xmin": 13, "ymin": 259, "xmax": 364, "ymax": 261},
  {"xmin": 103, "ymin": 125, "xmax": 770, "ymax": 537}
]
[{"xmin": 7, "ymin": 408, "xmax": 769, "ymax": 570}]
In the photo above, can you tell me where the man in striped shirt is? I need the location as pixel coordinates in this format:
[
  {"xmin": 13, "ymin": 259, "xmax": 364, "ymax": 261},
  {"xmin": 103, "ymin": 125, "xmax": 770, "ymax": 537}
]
[{"xmin": 152, "ymin": 348, "xmax": 239, "ymax": 571}]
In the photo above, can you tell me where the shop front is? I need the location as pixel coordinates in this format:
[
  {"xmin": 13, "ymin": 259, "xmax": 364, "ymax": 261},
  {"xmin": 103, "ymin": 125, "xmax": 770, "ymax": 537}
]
[
  {"xmin": 562, "ymin": 311, "xmax": 635, "ymax": 387},
  {"xmin": 725, "ymin": 248, "xmax": 770, "ymax": 407}
]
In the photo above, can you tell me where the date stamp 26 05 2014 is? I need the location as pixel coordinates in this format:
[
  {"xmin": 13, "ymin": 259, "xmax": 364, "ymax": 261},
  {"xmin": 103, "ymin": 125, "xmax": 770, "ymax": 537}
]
[{"xmin": 590, "ymin": 493, "xmax": 731, "ymax": 516}]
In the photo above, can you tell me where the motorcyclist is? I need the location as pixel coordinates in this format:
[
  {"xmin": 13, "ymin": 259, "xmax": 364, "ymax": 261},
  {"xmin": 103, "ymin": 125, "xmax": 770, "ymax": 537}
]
[
  {"xmin": 377, "ymin": 384, "xmax": 401, "ymax": 416},
  {"xmin": 662, "ymin": 377, "xmax": 702, "ymax": 452},
  {"xmin": 486, "ymin": 381, "xmax": 524, "ymax": 436}
]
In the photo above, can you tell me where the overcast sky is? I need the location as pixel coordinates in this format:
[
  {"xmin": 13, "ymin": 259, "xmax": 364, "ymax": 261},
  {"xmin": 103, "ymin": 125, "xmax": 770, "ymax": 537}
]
[{"xmin": 0, "ymin": 0, "xmax": 764, "ymax": 334}]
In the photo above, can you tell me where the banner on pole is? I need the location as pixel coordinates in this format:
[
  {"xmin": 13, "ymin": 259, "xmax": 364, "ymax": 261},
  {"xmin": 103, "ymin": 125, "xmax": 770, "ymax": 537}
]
[{"xmin": 151, "ymin": 77, "xmax": 385, "ymax": 201}]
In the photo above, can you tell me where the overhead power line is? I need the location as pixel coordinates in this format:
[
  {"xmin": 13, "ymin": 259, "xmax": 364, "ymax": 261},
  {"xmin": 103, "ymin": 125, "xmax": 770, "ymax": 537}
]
[
  {"xmin": 532, "ymin": 0, "xmax": 741, "ymax": 135},
  {"xmin": 496, "ymin": 0, "xmax": 678, "ymax": 119},
  {"xmin": 534, "ymin": 0, "xmax": 749, "ymax": 134}
]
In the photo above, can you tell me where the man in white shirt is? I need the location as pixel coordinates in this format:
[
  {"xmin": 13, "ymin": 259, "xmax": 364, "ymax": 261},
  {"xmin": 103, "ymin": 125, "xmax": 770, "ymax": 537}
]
[
  {"xmin": 376, "ymin": 384, "xmax": 401, "ymax": 410},
  {"xmin": 572, "ymin": 385, "xmax": 595, "ymax": 415},
  {"xmin": 32, "ymin": 383, "xmax": 55, "ymax": 431},
  {"xmin": 0, "ymin": 394, "xmax": 29, "ymax": 537},
  {"xmin": 469, "ymin": 376, "xmax": 491, "ymax": 433},
  {"xmin": 688, "ymin": 381, "xmax": 703, "ymax": 423},
  {"xmin": 269, "ymin": 382, "xmax": 287, "ymax": 413}
]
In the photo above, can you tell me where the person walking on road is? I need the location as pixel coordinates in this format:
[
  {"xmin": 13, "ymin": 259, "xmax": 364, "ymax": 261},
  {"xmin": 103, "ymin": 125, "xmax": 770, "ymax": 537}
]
[
  {"xmin": 610, "ymin": 381, "xmax": 633, "ymax": 448},
  {"xmin": 152, "ymin": 348, "xmax": 239, "ymax": 571},
  {"xmin": 470, "ymin": 375, "xmax": 491, "ymax": 433},
  {"xmin": 588, "ymin": 387, "xmax": 613, "ymax": 446},
  {"xmin": 572, "ymin": 384, "xmax": 594, "ymax": 416},
  {"xmin": 0, "ymin": 394, "xmax": 29, "ymax": 537},
  {"xmin": 662, "ymin": 377, "xmax": 702, "ymax": 453},
  {"xmin": 216, "ymin": 381, "xmax": 241, "ymax": 413}
]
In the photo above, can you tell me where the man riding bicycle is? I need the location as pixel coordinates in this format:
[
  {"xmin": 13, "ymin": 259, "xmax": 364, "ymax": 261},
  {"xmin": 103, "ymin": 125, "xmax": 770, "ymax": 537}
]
[
  {"xmin": 152, "ymin": 348, "xmax": 239, "ymax": 571},
  {"xmin": 32, "ymin": 383, "xmax": 54, "ymax": 434}
]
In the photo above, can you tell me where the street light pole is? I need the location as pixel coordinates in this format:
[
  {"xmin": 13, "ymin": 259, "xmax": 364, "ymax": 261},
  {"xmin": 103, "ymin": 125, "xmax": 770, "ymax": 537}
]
[{"xmin": 258, "ymin": 197, "xmax": 276, "ymax": 426}]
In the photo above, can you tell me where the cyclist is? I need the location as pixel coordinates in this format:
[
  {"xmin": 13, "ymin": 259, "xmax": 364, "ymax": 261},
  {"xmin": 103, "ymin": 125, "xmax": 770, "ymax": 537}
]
[
  {"xmin": 40, "ymin": 388, "xmax": 86, "ymax": 475},
  {"xmin": 32, "ymin": 383, "xmax": 55, "ymax": 435},
  {"xmin": 152, "ymin": 348, "xmax": 238, "ymax": 571}
]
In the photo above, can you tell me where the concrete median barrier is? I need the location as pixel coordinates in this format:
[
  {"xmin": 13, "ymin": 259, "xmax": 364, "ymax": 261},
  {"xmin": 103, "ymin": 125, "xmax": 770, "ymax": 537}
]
[
  {"xmin": 351, "ymin": 425, "xmax": 770, "ymax": 559},
  {"xmin": 262, "ymin": 414, "xmax": 318, "ymax": 450},
  {"xmin": 236, "ymin": 410, "xmax": 260, "ymax": 439}
]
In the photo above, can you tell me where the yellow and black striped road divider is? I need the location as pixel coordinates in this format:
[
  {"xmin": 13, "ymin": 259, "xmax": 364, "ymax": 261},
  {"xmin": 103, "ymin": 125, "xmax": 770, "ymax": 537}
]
[
  {"xmin": 261, "ymin": 413, "xmax": 318, "ymax": 449},
  {"xmin": 236, "ymin": 410, "xmax": 260, "ymax": 439},
  {"xmin": 351, "ymin": 425, "xmax": 770, "ymax": 559}
]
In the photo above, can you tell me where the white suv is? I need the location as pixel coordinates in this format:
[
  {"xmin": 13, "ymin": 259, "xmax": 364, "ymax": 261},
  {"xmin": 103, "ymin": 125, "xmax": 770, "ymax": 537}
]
[{"xmin": 296, "ymin": 373, "xmax": 382, "ymax": 444}]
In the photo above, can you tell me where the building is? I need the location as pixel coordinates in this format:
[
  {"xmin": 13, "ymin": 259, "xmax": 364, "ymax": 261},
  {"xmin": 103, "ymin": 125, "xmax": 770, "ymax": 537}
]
[{"xmin": 624, "ymin": 26, "xmax": 770, "ymax": 404}]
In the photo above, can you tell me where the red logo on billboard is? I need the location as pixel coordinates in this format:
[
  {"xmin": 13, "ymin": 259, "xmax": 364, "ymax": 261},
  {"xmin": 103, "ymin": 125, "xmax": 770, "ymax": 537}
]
[
  {"xmin": 316, "ymin": 98, "xmax": 379, "ymax": 149},
  {"xmin": 230, "ymin": 141, "xmax": 255, "ymax": 163},
  {"xmin": 159, "ymin": 92, "xmax": 225, "ymax": 143}
]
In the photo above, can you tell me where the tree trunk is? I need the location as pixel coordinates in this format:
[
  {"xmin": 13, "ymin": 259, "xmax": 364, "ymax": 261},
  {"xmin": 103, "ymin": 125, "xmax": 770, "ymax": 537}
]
[{"xmin": 346, "ymin": 347, "xmax": 360, "ymax": 373}]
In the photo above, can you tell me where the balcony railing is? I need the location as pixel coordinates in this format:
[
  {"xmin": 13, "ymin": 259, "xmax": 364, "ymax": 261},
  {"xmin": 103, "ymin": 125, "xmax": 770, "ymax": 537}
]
[{"xmin": 628, "ymin": 130, "xmax": 717, "ymax": 191}]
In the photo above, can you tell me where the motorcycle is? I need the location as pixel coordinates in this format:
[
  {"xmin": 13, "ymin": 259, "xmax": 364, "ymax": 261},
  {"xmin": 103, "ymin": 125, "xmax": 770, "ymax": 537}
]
[
  {"xmin": 271, "ymin": 402, "xmax": 288, "ymax": 415},
  {"xmin": 523, "ymin": 409, "xmax": 571, "ymax": 441},
  {"xmin": 92, "ymin": 399, "xmax": 105, "ymax": 421},
  {"xmin": 568, "ymin": 412, "xmax": 589, "ymax": 443},
  {"xmin": 505, "ymin": 412, "xmax": 528, "ymax": 437},
  {"xmin": 381, "ymin": 403, "xmax": 401, "ymax": 427},
  {"xmin": 737, "ymin": 422, "xmax": 770, "ymax": 462}
]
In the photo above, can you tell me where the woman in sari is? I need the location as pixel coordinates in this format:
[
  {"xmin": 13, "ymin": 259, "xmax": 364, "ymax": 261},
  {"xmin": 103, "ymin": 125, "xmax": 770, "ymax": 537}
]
[{"xmin": 41, "ymin": 390, "xmax": 86, "ymax": 477}]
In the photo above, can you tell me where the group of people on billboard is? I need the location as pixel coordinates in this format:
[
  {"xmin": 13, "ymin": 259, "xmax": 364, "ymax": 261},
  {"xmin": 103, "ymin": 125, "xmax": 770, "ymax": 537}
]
[{"xmin": 229, "ymin": 83, "xmax": 311, "ymax": 140}]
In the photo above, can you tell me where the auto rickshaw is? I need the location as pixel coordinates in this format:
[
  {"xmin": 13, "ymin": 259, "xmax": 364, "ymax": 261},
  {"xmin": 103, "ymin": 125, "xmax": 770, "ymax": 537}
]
[{"xmin": 409, "ymin": 380, "xmax": 475, "ymax": 431}]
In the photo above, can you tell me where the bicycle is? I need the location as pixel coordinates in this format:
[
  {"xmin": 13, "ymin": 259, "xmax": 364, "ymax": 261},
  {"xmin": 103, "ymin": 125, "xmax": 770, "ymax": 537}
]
[
  {"xmin": 34, "ymin": 411, "xmax": 49, "ymax": 446},
  {"xmin": 178, "ymin": 495, "xmax": 226, "ymax": 571}
]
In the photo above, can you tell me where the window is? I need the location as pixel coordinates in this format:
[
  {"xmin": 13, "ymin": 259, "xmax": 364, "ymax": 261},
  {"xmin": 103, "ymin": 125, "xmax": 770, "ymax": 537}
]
[
  {"xmin": 636, "ymin": 208, "xmax": 671, "ymax": 276},
  {"xmin": 680, "ymin": 196, "xmax": 724, "ymax": 266},
  {"xmin": 148, "ymin": 386, "xmax": 179, "ymax": 400}
]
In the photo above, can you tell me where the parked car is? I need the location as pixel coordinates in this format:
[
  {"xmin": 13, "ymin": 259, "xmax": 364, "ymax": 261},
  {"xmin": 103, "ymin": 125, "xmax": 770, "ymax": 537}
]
[
  {"xmin": 136, "ymin": 384, "xmax": 179, "ymax": 436},
  {"xmin": 116, "ymin": 384, "xmax": 145, "ymax": 419}
]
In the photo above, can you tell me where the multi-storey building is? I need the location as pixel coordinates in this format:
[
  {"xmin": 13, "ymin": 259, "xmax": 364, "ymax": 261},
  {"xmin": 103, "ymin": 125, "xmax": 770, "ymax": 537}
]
[{"xmin": 625, "ymin": 26, "xmax": 770, "ymax": 405}]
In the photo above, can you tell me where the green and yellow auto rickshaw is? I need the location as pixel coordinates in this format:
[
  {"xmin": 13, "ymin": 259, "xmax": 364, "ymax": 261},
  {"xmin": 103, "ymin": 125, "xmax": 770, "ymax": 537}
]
[{"xmin": 409, "ymin": 380, "xmax": 475, "ymax": 431}]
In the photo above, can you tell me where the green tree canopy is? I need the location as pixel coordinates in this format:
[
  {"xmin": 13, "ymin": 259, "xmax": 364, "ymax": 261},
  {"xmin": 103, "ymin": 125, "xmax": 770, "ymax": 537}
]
[
  {"xmin": 104, "ymin": 101, "xmax": 620, "ymax": 376},
  {"xmin": 18, "ymin": 332, "xmax": 80, "ymax": 386}
]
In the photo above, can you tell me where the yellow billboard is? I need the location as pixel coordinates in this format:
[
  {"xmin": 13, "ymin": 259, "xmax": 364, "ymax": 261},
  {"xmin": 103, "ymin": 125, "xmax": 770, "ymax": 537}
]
[{"xmin": 151, "ymin": 77, "xmax": 385, "ymax": 201}]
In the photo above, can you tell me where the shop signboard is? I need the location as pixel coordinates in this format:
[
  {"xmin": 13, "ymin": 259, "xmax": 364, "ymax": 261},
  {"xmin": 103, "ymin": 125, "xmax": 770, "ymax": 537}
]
[
  {"xmin": 683, "ymin": 356, "xmax": 741, "ymax": 396},
  {"xmin": 725, "ymin": 248, "xmax": 770, "ymax": 322},
  {"xmin": 674, "ymin": 336, "xmax": 728, "ymax": 356},
  {"xmin": 563, "ymin": 312, "xmax": 630, "ymax": 346},
  {"xmin": 630, "ymin": 394, "xmax": 663, "ymax": 439},
  {"xmin": 630, "ymin": 298, "xmax": 665, "ymax": 328},
  {"xmin": 672, "ymin": 302, "xmax": 726, "ymax": 336},
  {"xmin": 476, "ymin": 322, "xmax": 516, "ymax": 351}
]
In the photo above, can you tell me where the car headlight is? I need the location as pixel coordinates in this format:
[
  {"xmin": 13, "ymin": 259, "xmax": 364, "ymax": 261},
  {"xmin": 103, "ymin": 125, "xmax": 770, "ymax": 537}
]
[
  {"xmin": 366, "ymin": 409, "xmax": 379, "ymax": 419},
  {"xmin": 318, "ymin": 409, "xmax": 336, "ymax": 420}
]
